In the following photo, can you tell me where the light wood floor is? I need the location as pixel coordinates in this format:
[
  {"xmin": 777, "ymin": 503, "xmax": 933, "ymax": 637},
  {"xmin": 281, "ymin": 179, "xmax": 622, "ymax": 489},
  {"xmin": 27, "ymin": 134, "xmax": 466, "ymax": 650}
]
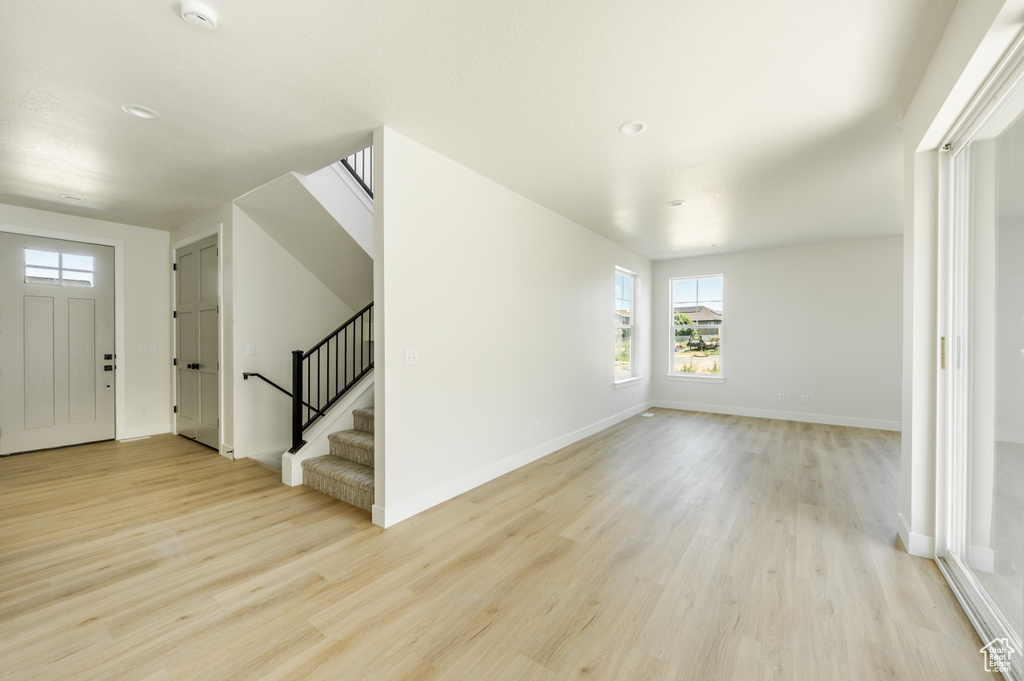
[{"xmin": 0, "ymin": 409, "xmax": 994, "ymax": 680}]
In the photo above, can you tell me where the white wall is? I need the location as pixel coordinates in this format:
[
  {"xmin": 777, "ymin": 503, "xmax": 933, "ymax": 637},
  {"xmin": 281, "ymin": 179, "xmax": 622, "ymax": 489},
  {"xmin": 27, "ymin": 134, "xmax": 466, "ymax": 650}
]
[
  {"xmin": 996, "ymin": 220, "xmax": 1024, "ymax": 442},
  {"xmin": 902, "ymin": 0, "xmax": 1024, "ymax": 556},
  {"xmin": 0, "ymin": 202, "xmax": 172, "ymax": 439},
  {"xmin": 231, "ymin": 207, "xmax": 355, "ymax": 460},
  {"xmin": 374, "ymin": 127, "xmax": 652, "ymax": 527},
  {"xmin": 996, "ymin": 122, "xmax": 1024, "ymax": 443},
  {"xmin": 652, "ymin": 237, "xmax": 902, "ymax": 429}
]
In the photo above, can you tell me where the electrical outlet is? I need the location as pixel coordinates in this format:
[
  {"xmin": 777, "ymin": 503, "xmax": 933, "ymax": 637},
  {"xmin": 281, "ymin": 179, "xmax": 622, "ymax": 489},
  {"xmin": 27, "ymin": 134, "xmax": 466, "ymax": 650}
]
[
  {"xmin": 534, "ymin": 419, "xmax": 541, "ymax": 432},
  {"xmin": 778, "ymin": 393, "xmax": 785, "ymax": 402},
  {"xmin": 246, "ymin": 344, "xmax": 256, "ymax": 356},
  {"xmin": 139, "ymin": 343, "xmax": 157, "ymax": 352},
  {"xmin": 141, "ymin": 405, "xmax": 148, "ymax": 414},
  {"xmin": 405, "ymin": 348, "xmax": 419, "ymax": 365},
  {"xmin": 801, "ymin": 394, "xmax": 809, "ymax": 404}
]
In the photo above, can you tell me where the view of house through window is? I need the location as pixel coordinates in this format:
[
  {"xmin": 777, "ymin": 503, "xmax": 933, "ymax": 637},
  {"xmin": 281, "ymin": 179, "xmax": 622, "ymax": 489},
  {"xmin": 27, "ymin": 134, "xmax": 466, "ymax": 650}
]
[
  {"xmin": 671, "ymin": 275, "xmax": 722, "ymax": 375},
  {"xmin": 24, "ymin": 249, "xmax": 95, "ymax": 287},
  {"xmin": 614, "ymin": 268, "xmax": 634, "ymax": 380}
]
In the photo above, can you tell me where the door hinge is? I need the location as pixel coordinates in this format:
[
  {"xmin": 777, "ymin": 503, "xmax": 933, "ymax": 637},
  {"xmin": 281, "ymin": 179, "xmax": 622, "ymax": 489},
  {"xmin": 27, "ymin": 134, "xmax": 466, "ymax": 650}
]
[
  {"xmin": 174, "ymin": 405, "xmax": 178, "ymax": 413},
  {"xmin": 173, "ymin": 311, "xmax": 177, "ymax": 319},
  {"xmin": 173, "ymin": 358, "xmax": 177, "ymax": 366},
  {"xmin": 173, "ymin": 263, "xmax": 177, "ymax": 271}
]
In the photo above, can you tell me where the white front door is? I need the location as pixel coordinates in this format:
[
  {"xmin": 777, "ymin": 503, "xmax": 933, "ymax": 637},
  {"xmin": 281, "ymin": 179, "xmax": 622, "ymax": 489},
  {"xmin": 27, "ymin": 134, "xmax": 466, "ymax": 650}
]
[{"xmin": 0, "ymin": 233, "xmax": 115, "ymax": 455}]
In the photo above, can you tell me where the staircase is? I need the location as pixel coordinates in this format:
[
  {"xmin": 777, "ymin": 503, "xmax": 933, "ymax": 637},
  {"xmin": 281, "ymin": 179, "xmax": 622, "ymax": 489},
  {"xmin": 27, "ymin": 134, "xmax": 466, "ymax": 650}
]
[{"xmin": 300, "ymin": 407, "xmax": 375, "ymax": 512}]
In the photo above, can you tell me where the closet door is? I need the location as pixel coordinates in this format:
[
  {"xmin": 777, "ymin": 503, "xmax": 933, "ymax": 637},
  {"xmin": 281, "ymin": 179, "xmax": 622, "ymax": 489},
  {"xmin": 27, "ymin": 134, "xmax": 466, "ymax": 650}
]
[{"xmin": 176, "ymin": 234, "xmax": 219, "ymax": 450}]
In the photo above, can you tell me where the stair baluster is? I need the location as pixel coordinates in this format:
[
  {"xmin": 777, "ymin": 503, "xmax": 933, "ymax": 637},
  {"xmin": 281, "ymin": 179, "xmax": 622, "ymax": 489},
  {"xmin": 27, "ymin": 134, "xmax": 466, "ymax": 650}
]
[{"xmin": 290, "ymin": 301, "xmax": 373, "ymax": 453}]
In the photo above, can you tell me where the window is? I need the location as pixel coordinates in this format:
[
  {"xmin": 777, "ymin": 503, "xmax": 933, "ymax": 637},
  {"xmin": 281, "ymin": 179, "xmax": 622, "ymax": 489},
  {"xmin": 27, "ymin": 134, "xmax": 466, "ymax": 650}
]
[
  {"xmin": 24, "ymin": 249, "xmax": 95, "ymax": 287},
  {"xmin": 670, "ymin": 275, "xmax": 722, "ymax": 376},
  {"xmin": 937, "ymin": 34, "xmax": 1024, "ymax": 670},
  {"xmin": 614, "ymin": 268, "xmax": 636, "ymax": 381}
]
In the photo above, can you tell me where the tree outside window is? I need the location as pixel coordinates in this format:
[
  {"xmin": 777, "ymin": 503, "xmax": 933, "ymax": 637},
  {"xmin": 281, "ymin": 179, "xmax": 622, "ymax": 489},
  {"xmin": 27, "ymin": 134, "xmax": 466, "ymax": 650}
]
[
  {"xmin": 615, "ymin": 269, "xmax": 635, "ymax": 380},
  {"xmin": 671, "ymin": 276, "xmax": 722, "ymax": 375}
]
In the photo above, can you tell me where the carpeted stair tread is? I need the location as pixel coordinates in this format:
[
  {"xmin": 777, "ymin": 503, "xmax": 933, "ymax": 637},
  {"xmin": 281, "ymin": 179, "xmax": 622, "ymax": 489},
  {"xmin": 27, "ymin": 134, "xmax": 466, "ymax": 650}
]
[
  {"xmin": 353, "ymin": 407, "xmax": 374, "ymax": 434},
  {"xmin": 301, "ymin": 455, "xmax": 374, "ymax": 512},
  {"xmin": 303, "ymin": 456, "xmax": 374, "ymax": 490},
  {"xmin": 328, "ymin": 429, "xmax": 374, "ymax": 467}
]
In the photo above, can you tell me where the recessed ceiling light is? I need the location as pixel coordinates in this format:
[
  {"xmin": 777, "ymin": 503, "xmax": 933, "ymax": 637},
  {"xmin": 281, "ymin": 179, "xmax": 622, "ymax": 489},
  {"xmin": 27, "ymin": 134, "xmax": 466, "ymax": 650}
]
[
  {"xmin": 122, "ymin": 104, "xmax": 160, "ymax": 120},
  {"xmin": 668, "ymin": 200, "xmax": 685, "ymax": 207},
  {"xmin": 60, "ymin": 194, "xmax": 86, "ymax": 201},
  {"xmin": 708, "ymin": 243, "xmax": 722, "ymax": 247},
  {"xmin": 180, "ymin": 0, "xmax": 219, "ymax": 30},
  {"xmin": 619, "ymin": 120, "xmax": 648, "ymax": 136}
]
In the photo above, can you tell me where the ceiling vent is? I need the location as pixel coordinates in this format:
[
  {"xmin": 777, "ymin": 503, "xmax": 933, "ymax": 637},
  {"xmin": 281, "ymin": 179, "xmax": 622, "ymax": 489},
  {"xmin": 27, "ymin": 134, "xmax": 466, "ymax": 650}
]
[{"xmin": 180, "ymin": 0, "xmax": 218, "ymax": 31}]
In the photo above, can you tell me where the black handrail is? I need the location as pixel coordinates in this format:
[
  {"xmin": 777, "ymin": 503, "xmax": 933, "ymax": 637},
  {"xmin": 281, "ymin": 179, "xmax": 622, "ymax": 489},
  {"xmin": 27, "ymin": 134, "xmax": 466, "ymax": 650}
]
[
  {"xmin": 340, "ymin": 146, "xmax": 373, "ymax": 198},
  {"xmin": 242, "ymin": 372, "xmax": 317, "ymax": 411},
  {"xmin": 290, "ymin": 302, "xmax": 373, "ymax": 452}
]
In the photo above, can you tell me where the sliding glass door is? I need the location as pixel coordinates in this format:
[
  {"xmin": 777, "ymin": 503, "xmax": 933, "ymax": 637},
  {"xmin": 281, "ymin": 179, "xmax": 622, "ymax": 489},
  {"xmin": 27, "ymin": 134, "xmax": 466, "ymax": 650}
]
[{"xmin": 940, "ymin": 36, "xmax": 1024, "ymax": 681}]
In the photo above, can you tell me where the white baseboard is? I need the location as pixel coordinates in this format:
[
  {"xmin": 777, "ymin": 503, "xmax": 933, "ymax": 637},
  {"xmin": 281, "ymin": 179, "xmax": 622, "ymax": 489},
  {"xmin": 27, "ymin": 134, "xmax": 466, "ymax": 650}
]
[
  {"xmin": 968, "ymin": 545, "xmax": 996, "ymax": 573},
  {"xmin": 249, "ymin": 450, "xmax": 285, "ymax": 471},
  {"xmin": 371, "ymin": 402, "xmax": 653, "ymax": 528},
  {"xmin": 651, "ymin": 400, "xmax": 901, "ymax": 432},
  {"xmin": 898, "ymin": 512, "xmax": 935, "ymax": 558},
  {"xmin": 122, "ymin": 425, "xmax": 172, "ymax": 440}
]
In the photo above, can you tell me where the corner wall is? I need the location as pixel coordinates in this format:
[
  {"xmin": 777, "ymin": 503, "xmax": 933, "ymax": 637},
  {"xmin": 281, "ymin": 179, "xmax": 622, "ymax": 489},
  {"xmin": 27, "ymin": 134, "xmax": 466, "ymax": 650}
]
[
  {"xmin": 230, "ymin": 207, "xmax": 355, "ymax": 460},
  {"xmin": 652, "ymin": 236, "xmax": 903, "ymax": 429},
  {"xmin": 374, "ymin": 127, "xmax": 653, "ymax": 526}
]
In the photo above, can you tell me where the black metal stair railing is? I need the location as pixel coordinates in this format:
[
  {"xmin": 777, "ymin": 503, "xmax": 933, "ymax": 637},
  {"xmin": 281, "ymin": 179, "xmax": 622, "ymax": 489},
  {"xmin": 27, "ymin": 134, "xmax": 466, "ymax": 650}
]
[
  {"xmin": 243, "ymin": 302, "xmax": 373, "ymax": 453},
  {"xmin": 340, "ymin": 147, "xmax": 373, "ymax": 198},
  {"xmin": 290, "ymin": 301, "xmax": 373, "ymax": 452}
]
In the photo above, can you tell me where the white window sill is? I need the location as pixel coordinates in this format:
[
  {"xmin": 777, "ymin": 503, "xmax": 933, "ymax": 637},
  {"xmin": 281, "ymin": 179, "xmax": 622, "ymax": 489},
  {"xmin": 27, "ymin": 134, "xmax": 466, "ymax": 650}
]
[
  {"xmin": 665, "ymin": 373, "xmax": 725, "ymax": 383},
  {"xmin": 613, "ymin": 377, "xmax": 642, "ymax": 389}
]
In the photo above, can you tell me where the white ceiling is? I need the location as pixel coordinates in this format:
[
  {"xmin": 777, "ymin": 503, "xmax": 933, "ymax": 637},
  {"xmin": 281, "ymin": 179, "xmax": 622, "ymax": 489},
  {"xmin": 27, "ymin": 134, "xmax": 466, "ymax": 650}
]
[{"xmin": 0, "ymin": 0, "xmax": 957, "ymax": 259}]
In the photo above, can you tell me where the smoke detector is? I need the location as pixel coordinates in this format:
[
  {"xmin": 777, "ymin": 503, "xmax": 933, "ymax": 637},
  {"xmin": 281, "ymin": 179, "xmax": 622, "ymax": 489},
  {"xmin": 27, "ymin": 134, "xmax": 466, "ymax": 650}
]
[{"xmin": 180, "ymin": 0, "xmax": 218, "ymax": 31}]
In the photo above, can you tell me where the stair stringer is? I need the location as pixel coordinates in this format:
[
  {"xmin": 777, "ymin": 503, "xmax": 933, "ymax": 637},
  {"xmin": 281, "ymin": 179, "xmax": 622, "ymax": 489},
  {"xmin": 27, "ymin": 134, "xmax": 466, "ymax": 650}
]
[
  {"xmin": 234, "ymin": 172, "xmax": 372, "ymax": 312},
  {"xmin": 297, "ymin": 162, "xmax": 373, "ymax": 258},
  {"xmin": 282, "ymin": 370, "xmax": 374, "ymax": 487}
]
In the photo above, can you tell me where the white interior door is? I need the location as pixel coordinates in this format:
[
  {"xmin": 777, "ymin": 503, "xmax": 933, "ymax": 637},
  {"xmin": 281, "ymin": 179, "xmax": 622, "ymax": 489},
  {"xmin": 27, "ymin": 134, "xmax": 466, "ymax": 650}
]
[
  {"xmin": 0, "ymin": 233, "xmax": 115, "ymax": 455},
  {"xmin": 175, "ymin": 234, "xmax": 219, "ymax": 450}
]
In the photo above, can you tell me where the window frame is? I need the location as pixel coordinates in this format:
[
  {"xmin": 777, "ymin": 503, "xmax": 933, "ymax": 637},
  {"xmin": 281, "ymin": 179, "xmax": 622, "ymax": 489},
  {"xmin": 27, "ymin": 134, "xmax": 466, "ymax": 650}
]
[
  {"xmin": 614, "ymin": 267, "xmax": 641, "ymax": 387},
  {"xmin": 23, "ymin": 248, "xmax": 96, "ymax": 288},
  {"xmin": 668, "ymin": 274, "xmax": 724, "ymax": 382},
  {"xmin": 933, "ymin": 26, "xmax": 1024, "ymax": 675}
]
